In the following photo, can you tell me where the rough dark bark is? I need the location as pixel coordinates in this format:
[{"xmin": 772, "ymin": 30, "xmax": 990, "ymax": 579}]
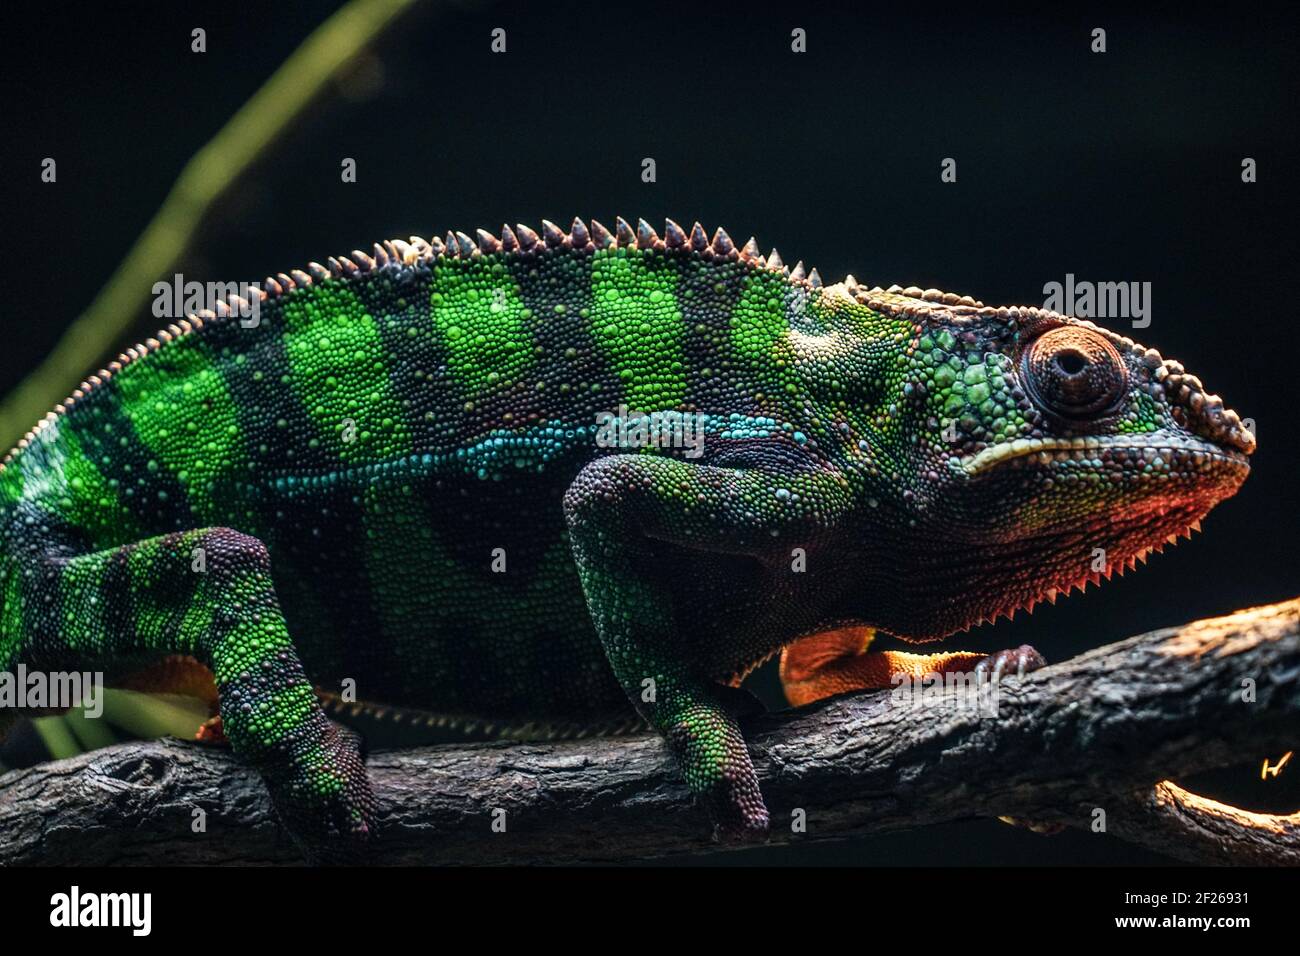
[{"xmin": 1, "ymin": 598, "xmax": 1297, "ymax": 866}]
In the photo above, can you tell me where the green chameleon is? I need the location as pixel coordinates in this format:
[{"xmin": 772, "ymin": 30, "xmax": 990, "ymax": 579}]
[{"xmin": 0, "ymin": 217, "xmax": 1253, "ymax": 859}]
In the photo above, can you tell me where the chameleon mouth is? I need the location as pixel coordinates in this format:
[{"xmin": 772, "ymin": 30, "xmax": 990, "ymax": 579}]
[{"xmin": 960, "ymin": 432, "xmax": 1251, "ymax": 477}]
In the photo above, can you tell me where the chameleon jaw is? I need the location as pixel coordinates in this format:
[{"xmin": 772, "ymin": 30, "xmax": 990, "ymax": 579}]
[
  {"xmin": 959, "ymin": 432, "xmax": 1251, "ymax": 477},
  {"xmin": 930, "ymin": 509, "xmax": 1210, "ymax": 639}
]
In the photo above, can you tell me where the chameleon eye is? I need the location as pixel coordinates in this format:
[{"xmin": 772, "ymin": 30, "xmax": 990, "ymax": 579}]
[{"xmin": 1022, "ymin": 327, "xmax": 1126, "ymax": 418}]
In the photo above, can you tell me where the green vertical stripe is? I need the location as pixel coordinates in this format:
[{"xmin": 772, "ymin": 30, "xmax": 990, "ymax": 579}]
[
  {"xmin": 17, "ymin": 426, "xmax": 141, "ymax": 544},
  {"xmin": 126, "ymin": 537, "xmax": 176, "ymax": 651},
  {"xmin": 0, "ymin": 557, "xmax": 23, "ymax": 667},
  {"xmin": 57, "ymin": 550, "xmax": 112, "ymax": 654},
  {"xmin": 732, "ymin": 272, "xmax": 791, "ymax": 366},
  {"xmin": 281, "ymin": 282, "xmax": 411, "ymax": 464},
  {"xmin": 111, "ymin": 335, "xmax": 248, "ymax": 522},
  {"xmin": 731, "ymin": 272, "xmax": 800, "ymax": 399},
  {"xmin": 429, "ymin": 259, "xmax": 534, "ymax": 399},
  {"xmin": 591, "ymin": 253, "xmax": 687, "ymax": 410},
  {"xmin": 359, "ymin": 482, "xmax": 436, "ymax": 645}
]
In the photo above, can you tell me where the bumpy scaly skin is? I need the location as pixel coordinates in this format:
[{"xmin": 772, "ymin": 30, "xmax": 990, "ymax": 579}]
[{"xmin": 0, "ymin": 217, "xmax": 1253, "ymax": 852}]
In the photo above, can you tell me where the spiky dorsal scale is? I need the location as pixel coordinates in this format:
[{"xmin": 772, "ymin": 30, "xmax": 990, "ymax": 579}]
[{"xmin": 1, "ymin": 215, "xmax": 997, "ymax": 469}]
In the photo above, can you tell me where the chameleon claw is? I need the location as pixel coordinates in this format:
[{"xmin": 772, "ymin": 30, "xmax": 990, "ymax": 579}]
[
  {"xmin": 973, "ymin": 644, "xmax": 1047, "ymax": 682},
  {"xmin": 195, "ymin": 714, "xmax": 228, "ymax": 746}
]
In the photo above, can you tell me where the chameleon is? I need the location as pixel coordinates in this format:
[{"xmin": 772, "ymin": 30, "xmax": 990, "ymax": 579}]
[{"xmin": 0, "ymin": 217, "xmax": 1253, "ymax": 859}]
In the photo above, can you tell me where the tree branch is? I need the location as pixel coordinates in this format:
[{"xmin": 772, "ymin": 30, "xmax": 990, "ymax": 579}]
[{"xmin": 1, "ymin": 598, "xmax": 1296, "ymax": 865}]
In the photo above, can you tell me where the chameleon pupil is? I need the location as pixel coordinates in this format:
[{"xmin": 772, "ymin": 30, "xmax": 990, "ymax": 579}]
[{"xmin": 1054, "ymin": 350, "xmax": 1087, "ymax": 375}]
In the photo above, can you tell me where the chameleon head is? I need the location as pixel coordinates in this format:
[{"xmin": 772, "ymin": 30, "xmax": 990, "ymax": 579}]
[{"xmin": 823, "ymin": 285, "xmax": 1254, "ymax": 641}]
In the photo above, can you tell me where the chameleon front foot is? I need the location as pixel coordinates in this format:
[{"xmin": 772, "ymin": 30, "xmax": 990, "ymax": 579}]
[
  {"xmin": 972, "ymin": 644, "xmax": 1047, "ymax": 681},
  {"xmin": 709, "ymin": 794, "xmax": 771, "ymax": 845},
  {"xmin": 668, "ymin": 710, "xmax": 770, "ymax": 844}
]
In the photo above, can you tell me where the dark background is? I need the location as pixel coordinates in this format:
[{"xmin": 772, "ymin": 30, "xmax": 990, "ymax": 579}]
[{"xmin": 1, "ymin": 1, "xmax": 1296, "ymax": 864}]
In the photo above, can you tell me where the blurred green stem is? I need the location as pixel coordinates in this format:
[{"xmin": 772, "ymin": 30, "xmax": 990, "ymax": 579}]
[
  {"xmin": 100, "ymin": 689, "xmax": 210, "ymax": 739},
  {"xmin": 0, "ymin": 0, "xmax": 421, "ymax": 451},
  {"xmin": 32, "ymin": 716, "xmax": 81, "ymax": 761}
]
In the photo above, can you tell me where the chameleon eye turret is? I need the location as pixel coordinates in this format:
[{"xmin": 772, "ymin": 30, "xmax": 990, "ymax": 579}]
[{"xmin": 1021, "ymin": 326, "xmax": 1126, "ymax": 418}]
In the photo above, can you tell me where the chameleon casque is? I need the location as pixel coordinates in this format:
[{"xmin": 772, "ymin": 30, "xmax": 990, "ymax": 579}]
[{"xmin": 0, "ymin": 217, "xmax": 1253, "ymax": 858}]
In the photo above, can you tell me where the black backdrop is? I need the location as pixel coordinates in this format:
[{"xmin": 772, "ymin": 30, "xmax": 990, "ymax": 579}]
[{"xmin": 1, "ymin": 2, "xmax": 1296, "ymax": 865}]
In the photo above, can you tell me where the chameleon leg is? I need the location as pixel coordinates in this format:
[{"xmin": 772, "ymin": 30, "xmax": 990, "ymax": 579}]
[
  {"xmin": 4, "ymin": 526, "xmax": 374, "ymax": 859},
  {"xmin": 564, "ymin": 454, "xmax": 849, "ymax": 840},
  {"xmin": 780, "ymin": 627, "xmax": 1044, "ymax": 706}
]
